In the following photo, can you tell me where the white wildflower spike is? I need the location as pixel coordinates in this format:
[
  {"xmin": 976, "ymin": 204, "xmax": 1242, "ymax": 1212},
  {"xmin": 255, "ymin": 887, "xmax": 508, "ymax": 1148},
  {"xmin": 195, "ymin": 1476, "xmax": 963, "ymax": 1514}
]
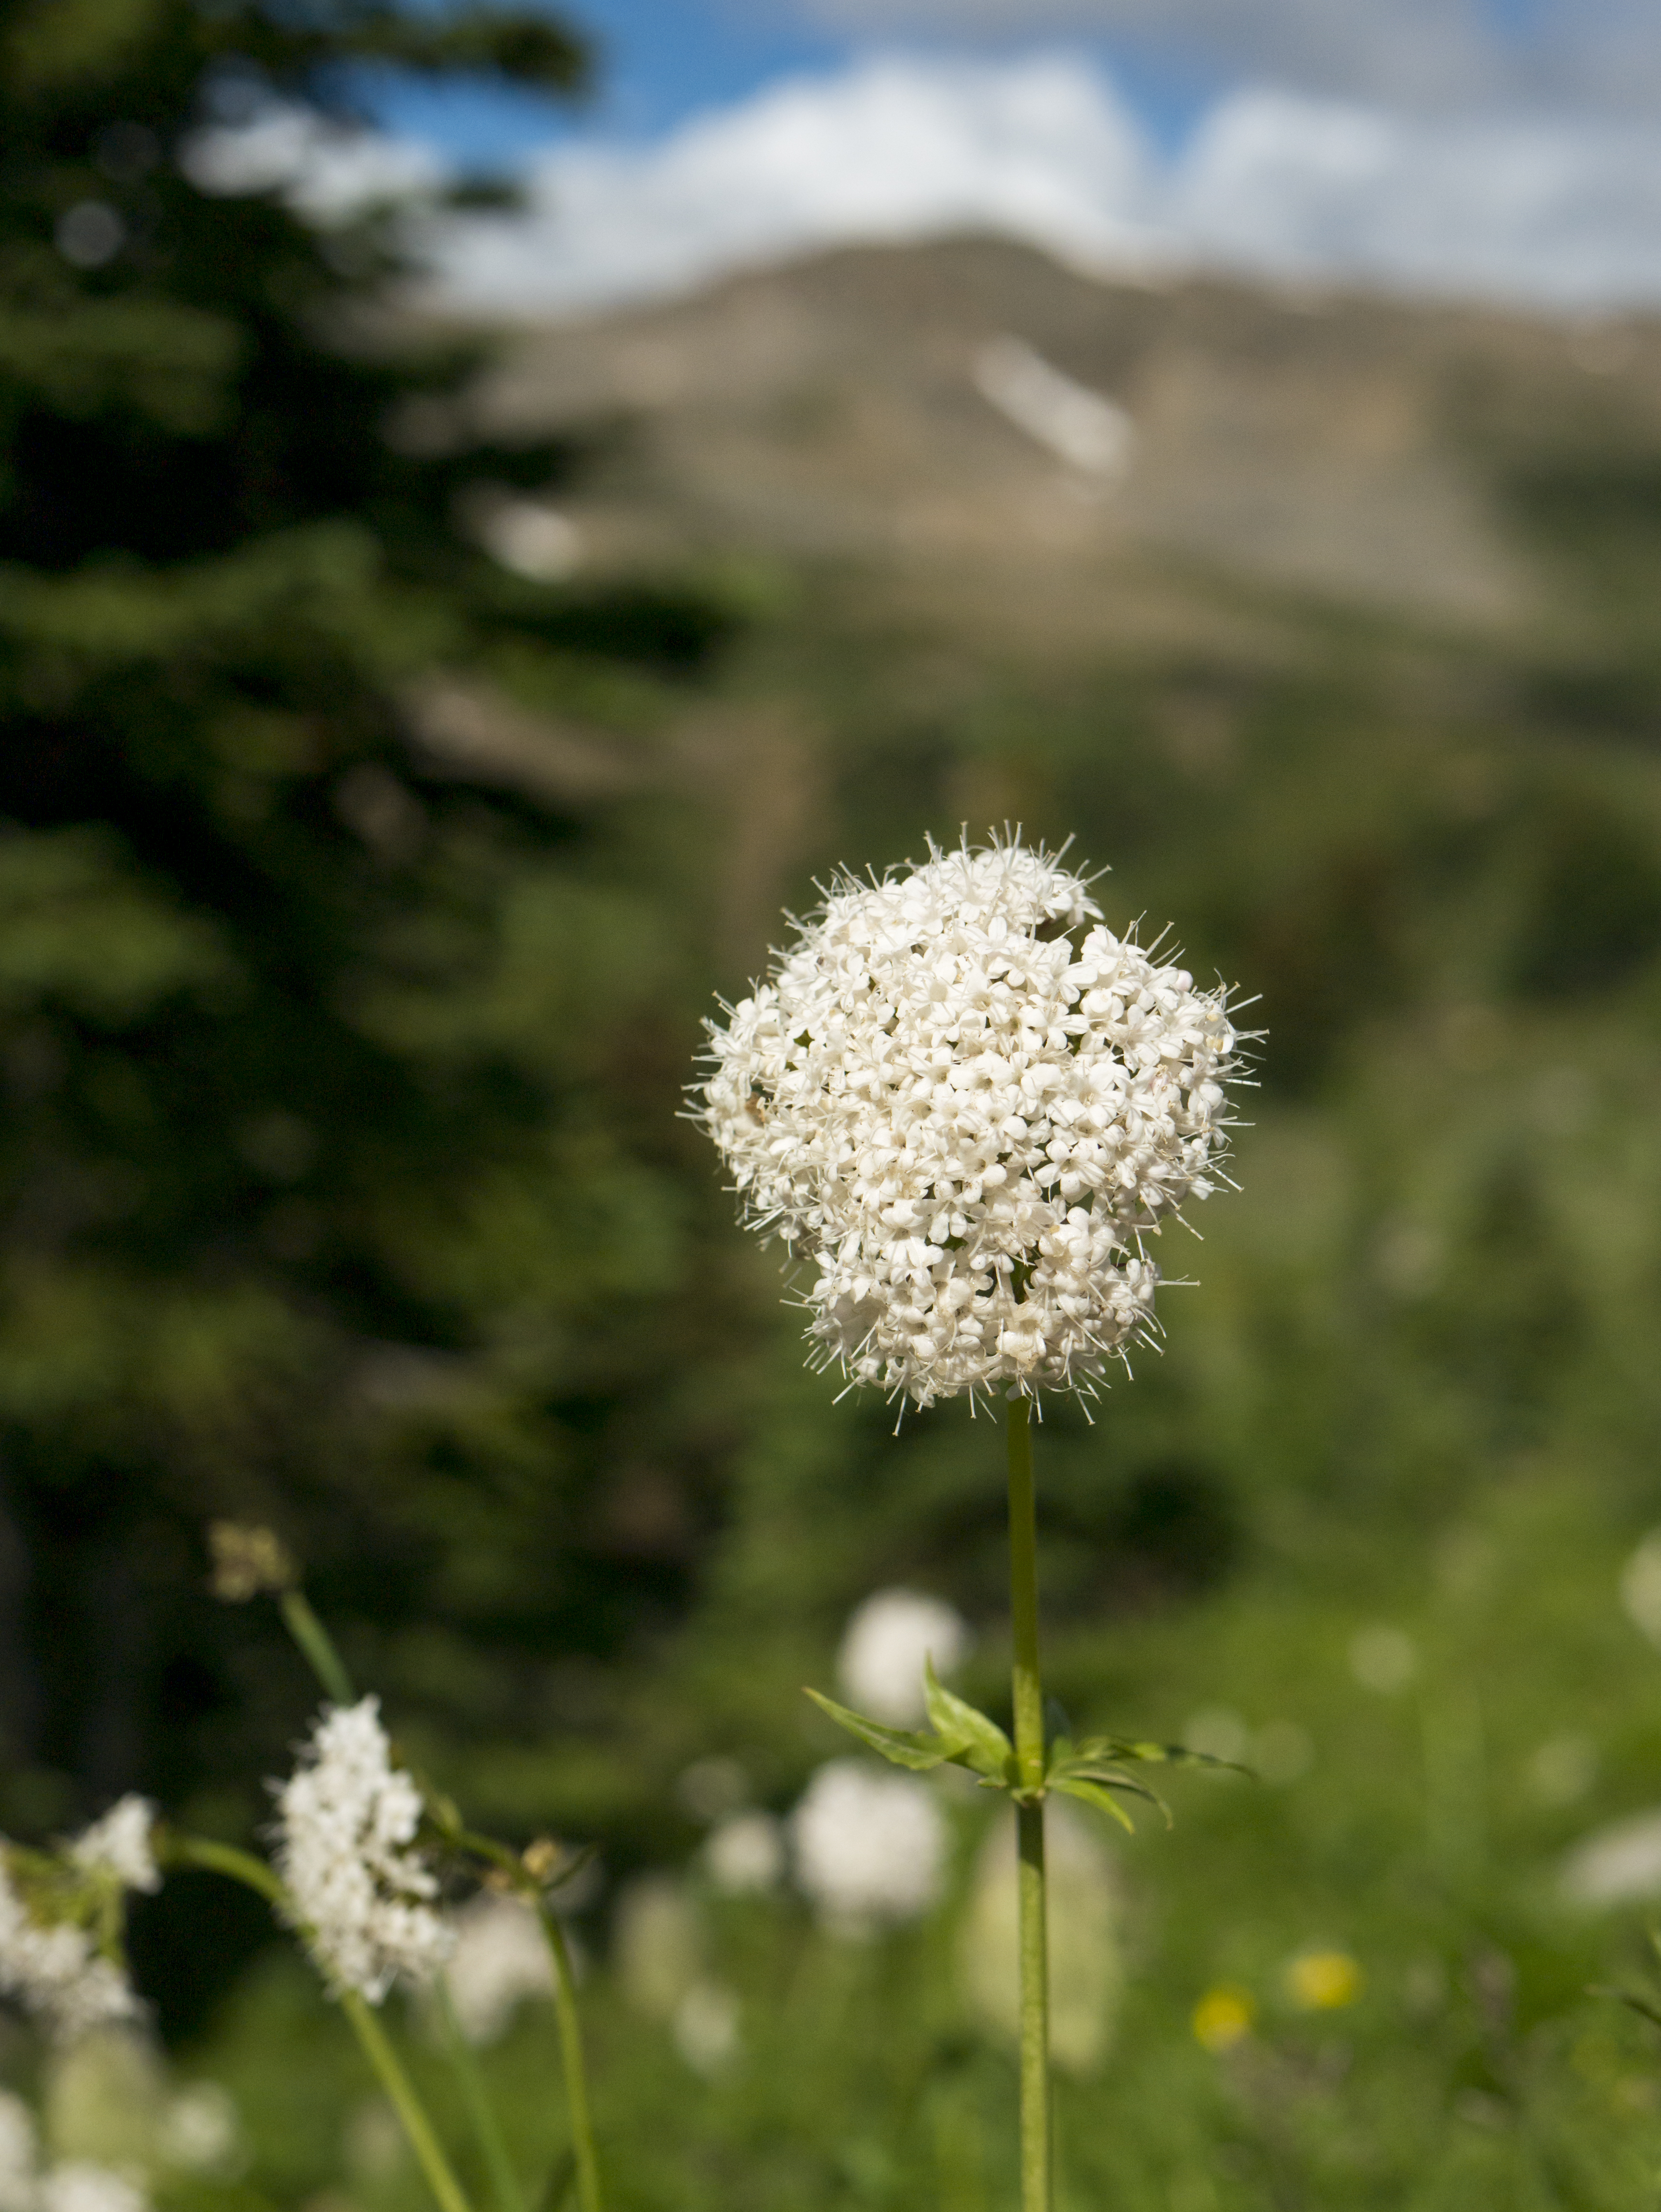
[
  {"xmin": 273, "ymin": 1697, "xmax": 454, "ymax": 2003},
  {"xmin": 699, "ymin": 835, "xmax": 1239, "ymax": 1407},
  {"xmin": 791, "ymin": 1759, "xmax": 947, "ymax": 1932},
  {"xmin": 0, "ymin": 1858, "xmax": 140, "ymax": 2043},
  {"xmin": 70, "ymin": 1800, "xmax": 160, "ymax": 1896}
]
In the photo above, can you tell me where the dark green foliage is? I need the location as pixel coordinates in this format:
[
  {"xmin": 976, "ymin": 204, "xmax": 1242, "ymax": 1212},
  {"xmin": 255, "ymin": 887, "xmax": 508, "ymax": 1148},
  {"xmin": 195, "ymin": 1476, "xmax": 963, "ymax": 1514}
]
[{"xmin": 0, "ymin": 0, "xmax": 751, "ymax": 1923}]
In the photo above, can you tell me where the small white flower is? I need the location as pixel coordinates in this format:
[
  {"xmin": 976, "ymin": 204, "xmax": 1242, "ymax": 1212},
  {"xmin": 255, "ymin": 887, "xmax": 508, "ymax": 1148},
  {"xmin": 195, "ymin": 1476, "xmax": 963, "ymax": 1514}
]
[
  {"xmin": 791, "ymin": 1760, "xmax": 947, "ymax": 1933},
  {"xmin": 837, "ymin": 1589, "xmax": 971, "ymax": 1727},
  {"xmin": 442, "ymin": 1894, "xmax": 553, "ymax": 2045},
  {"xmin": 699, "ymin": 836, "xmax": 1239, "ymax": 1406},
  {"xmin": 702, "ymin": 1813, "xmax": 784, "ymax": 1896},
  {"xmin": 0, "ymin": 1861, "xmax": 140, "ymax": 2043},
  {"xmin": 70, "ymin": 1801, "xmax": 159, "ymax": 1896},
  {"xmin": 272, "ymin": 1697, "xmax": 453, "ymax": 2003}
]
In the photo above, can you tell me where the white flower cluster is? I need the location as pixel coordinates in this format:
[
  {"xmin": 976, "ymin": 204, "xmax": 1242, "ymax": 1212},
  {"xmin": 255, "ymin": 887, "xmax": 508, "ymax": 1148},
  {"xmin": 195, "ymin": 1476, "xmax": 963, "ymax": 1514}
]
[
  {"xmin": 273, "ymin": 1698, "xmax": 454, "ymax": 2003},
  {"xmin": 836, "ymin": 1588, "xmax": 971, "ymax": 1727},
  {"xmin": 0, "ymin": 2094, "xmax": 147, "ymax": 2212},
  {"xmin": 0, "ymin": 1802, "xmax": 157, "ymax": 2043},
  {"xmin": 70, "ymin": 1800, "xmax": 159, "ymax": 1896},
  {"xmin": 699, "ymin": 838, "xmax": 1239, "ymax": 1405},
  {"xmin": 790, "ymin": 1760, "xmax": 946, "ymax": 1933}
]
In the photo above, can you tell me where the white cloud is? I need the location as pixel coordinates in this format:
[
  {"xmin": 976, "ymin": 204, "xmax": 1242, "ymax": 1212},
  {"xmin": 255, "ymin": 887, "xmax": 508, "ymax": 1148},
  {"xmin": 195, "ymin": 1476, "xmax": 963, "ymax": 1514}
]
[
  {"xmin": 432, "ymin": 53, "xmax": 1159, "ymax": 312},
  {"xmin": 429, "ymin": 53, "xmax": 1661, "ymax": 317},
  {"xmin": 204, "ymin": 53, "xmax": 1661, "ymax": 319},
  {"xmin": 1172, "ymin": 88, "xmax": 1661, "ymax": 307}
]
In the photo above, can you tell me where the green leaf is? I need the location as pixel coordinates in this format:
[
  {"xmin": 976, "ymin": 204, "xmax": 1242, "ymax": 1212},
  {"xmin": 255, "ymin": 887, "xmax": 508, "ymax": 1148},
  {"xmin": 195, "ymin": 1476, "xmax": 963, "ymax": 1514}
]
[
  {"xmin": 1051, "ymin": 1777, "xmax": 1137, "ymax": 1832},
  {"xmin": 1053, "ymin": 1761, "xmax": 1166, "ymax": 1807},
  {"xmin": 804, "ymin": 1687, "xmax": 953, "ymax": 1771},
  {"xmin": 1069, "ymin": 1733, "xmax": 1251, "ymax": 1777},
  {"xmin": 923, "ymin": 1658, "xmax": 1016, "ymax": 1785}
]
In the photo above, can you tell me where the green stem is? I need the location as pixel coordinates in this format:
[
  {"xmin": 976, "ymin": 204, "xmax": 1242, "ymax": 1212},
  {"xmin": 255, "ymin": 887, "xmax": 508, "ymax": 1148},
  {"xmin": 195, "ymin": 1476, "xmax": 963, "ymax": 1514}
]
[
  {"xmin": 1007, "ymin": 1396, "xmax": 1050, "ymax": 2212},
  {"xmin": 536, "ymin": 1904, "xmax": 604, "ymax": 2212},
  {"xmin": 342, "ymin": 1988, "xmax": 475, "ymax": 2212},
  {"xmin": 167, "ymin": 1833, "xmax": 286, "ymax": 1905},
  {"xmin": 435, "ymin": 1976, "xmax": 527, "ymax": 2212},
  {"xmin": 279, "ymin": 1587, "xmax": 357, "ymax": 1706}
]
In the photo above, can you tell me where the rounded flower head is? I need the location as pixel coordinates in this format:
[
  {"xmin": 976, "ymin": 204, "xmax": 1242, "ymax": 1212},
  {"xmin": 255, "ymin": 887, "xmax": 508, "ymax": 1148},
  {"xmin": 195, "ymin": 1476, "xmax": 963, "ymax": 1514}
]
[
  {"xmin": 699, "ymin": 837, "xmax": 1239, "ymax": 1405},
  {"xmin": 273, "ymin": 1697, "xmax": 453, "ymax": 2004}
]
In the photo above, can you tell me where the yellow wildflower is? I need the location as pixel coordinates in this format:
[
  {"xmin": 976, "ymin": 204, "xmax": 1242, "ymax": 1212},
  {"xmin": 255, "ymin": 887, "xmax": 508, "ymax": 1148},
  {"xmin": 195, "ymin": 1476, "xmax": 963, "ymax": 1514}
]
[
  {"xmin": 1286, "ymin": 1949, "xmax": 1363, "ymax": 2010},
  {"xmin": 1192, "ymin": 1984, "xmax": 1255, "ymax": 2052}
]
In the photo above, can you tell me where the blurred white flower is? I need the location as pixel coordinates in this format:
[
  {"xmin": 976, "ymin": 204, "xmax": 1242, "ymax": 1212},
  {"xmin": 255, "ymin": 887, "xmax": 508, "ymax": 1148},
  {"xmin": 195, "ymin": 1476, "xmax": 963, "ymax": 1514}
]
[
  {"xmin": 158, "ymin": 2085, "xmax": 239, "ymax": 2175},
  {"xmin": 613, "ymin": 1876, "xmax": 701, "ymax": 2022},
  {"xmin": 442, "ymin": 1894, "xmax": 553, "ymax": 2045},
  {"xmin": 791, "ymin": 1760, "xmax": 947, "ymax": 1933},
  {"xmin": 0, "ymin": 1862, "xmax": 140, "ymax": 2043},
  {"xmin": 1621, "ymin": 1532, "xmax": 1661, "ymax": 1646},
  {"xmin": 69, "ymin": 1804, "xmax": 158, "ymax": 1898},
  {"xmin": 38, "ymin": 2167, "xmax": 144, "ymax": 2212},
  {"xmin": 837, "ymin": 1589, "xmax": 971, "ymax": 1727},
  {"xmin": 0, "ymin": 2092, "xmax": 37, "ymax": 2212},
  {"xmin": 672, "ymin": 1979, "xmax": 740, "ymax": 2075},
  {"xmin": 0, "ymin": 2092, "xmax": 151, "ymax": 2212},
  {"xmin": 1562, "ymin": 1807, "xmax": 1661, "ymax": 1906},
  {"xmin": 699, "ymin": 835, "xmax": 1239, "ymax": 1407},
  {"xmin": 959, "ymin": 1801, "xmax": 1120, "ymax": 2074},
  {"xmin": 272, "ymin": 1697, "xmax": 453, "ymax": 2003},
  {"xmin": 702, "ymin": 1814, "xmax": 785, "ymax": 1896}
]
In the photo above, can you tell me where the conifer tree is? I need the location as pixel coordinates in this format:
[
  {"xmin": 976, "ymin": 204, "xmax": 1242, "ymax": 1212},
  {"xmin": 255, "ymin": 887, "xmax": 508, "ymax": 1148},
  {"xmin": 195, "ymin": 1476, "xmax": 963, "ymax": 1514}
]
[{"xmin": 0, "ymin": 0, "xmax": 733, "ymax": 1937}]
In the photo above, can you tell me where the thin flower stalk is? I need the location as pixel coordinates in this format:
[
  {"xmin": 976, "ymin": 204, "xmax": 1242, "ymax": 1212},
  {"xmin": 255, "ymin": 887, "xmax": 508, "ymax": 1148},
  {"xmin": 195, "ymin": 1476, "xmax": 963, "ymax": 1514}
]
[
  {"xmin": 1007, "ymin": 1396, "xmax": 1050, "ymax": 2212},
  {"xmin": 535, "ymin": 1902, "xmax": 603, "ymax": 2212},
  {"xmin": 434, "ymin": 1976, "xmax": 527, "ymax": 2212},
  {"xmin": 343, "ymin": 1988, "xmax": 475, "ymax": 2212}
]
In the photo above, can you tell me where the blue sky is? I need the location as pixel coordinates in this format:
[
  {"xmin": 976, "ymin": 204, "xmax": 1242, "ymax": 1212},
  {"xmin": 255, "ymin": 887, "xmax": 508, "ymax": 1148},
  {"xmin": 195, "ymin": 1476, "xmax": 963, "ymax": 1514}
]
[
  {"xmin": 369, "ymin": 1, "xmax": 1265, "ymax": 167},
  {"xmin": 311, "ymin": 0, "xmax": 1661, "ymax": 316}
]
